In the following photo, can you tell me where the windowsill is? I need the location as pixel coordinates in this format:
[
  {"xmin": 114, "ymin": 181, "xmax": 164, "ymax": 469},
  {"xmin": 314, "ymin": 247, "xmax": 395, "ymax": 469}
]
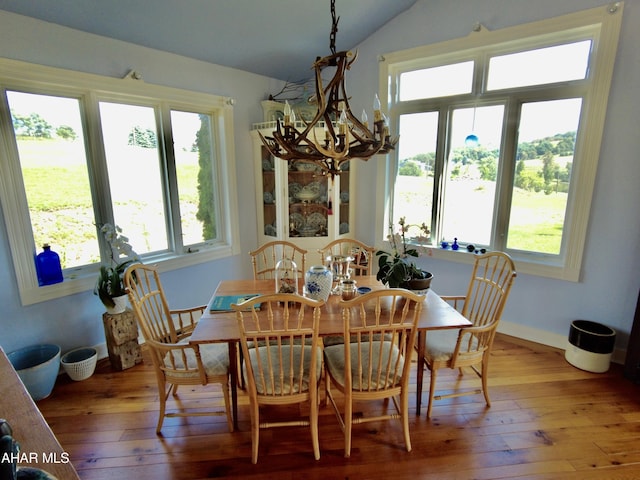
[
  {"xmin": 19, "ymin": 244, "xmax": 237, "ymax": 306},
  {"xmin": 424, "ymin": 245, "xmax": 579, "ymax": 281}
]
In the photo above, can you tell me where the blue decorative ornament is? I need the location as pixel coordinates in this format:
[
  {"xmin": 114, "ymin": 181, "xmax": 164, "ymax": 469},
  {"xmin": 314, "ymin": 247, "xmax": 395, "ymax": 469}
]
[{"xmin": 465, "ymin": 133, "xmax": 479, "ymax": 147}]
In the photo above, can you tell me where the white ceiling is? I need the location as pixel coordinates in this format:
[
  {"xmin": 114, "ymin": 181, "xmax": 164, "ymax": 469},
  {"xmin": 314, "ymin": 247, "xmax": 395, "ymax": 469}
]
[{"xmin": 0, "ymin": 0, "xmax": 418, "ymax": 82}]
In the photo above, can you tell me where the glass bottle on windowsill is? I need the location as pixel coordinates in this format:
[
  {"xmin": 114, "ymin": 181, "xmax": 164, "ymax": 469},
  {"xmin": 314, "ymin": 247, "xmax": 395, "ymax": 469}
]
[{"xmin": 36, "ymin": 243, "xmax": 64, "ymax": 286}]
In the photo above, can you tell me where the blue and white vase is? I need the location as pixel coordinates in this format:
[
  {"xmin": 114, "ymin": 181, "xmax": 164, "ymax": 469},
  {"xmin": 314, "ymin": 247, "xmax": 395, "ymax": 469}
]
[{"xmin": 304, "ymin": 265, "xmax": 333, "ymax": 301}]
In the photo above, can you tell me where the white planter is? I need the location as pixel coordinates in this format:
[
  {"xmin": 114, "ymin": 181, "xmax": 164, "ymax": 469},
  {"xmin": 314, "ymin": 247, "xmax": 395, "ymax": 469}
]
[
  {"xmin": 565, "ymin": 320, "xmax": 616, "ymax": 373},
  {"xmin": 105, "ymin": 294, "xmax": 129, "ymax": 314},
  {"xmin": 61, "ymin": 347, "xmax": 98, "ymax": 381}
]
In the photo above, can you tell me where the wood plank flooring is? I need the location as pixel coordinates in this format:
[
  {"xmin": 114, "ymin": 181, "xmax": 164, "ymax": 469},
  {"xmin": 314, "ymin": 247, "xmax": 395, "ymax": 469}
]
[{"xmin": 36, "ymin": 334, "xmax": 640, "ymax": 479}]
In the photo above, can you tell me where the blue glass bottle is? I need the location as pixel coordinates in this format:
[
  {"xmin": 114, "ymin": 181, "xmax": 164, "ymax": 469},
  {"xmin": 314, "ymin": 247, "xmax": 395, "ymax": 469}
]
[{"xmin": 36, "ymin": 244, "xmax": 64, "ymax": 286}]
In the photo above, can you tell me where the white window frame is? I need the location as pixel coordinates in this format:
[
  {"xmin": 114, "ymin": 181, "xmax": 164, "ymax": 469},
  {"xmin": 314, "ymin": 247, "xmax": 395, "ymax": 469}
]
[
  {"xmin": 376, "ymin": 3, "xmax": 623, "ymax": 281},
  {"xmin": 0, "ymin": 58, "xmax": 240, "ymax": 305}
]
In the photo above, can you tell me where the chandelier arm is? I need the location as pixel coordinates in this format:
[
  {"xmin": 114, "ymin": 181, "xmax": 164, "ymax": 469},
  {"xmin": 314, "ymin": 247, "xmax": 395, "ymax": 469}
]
[
  {"xmin": 318, "ymin": 52, "xmax": 349, "ymax": 111},
  {"xmin": 313, "ymin": 59, "xmax": 338, "ymax": 136},
  {"xmin": 277, "ymin": 55, "xmax": 338, "ymax": 152},
  {"xmin": 258, "ymin": 131, "xmax": 284, "ymax": 160},
  {"xmin": 313, "ymin": 129, "xmax": 350, "ymax": 160},
  {"xmin": 271, "ymin": 130, "xmax": 312, "ymax": 159},
  {"xmin": 311, "ymin": 127, "xmax": 337, "ymax": 155},
  {"xmin": 348, "ymin": 129, "xmax": 382, "ymax": 153}
]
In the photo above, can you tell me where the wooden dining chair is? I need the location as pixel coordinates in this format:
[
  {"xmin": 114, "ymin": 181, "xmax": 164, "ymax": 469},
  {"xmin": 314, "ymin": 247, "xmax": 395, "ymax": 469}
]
[
  {"xmin": 324, "ymin": 289, "xmax": 425, "ymax": 457},
  {"xmin": 318, "ymin": 238, "xmax": 375, "ymax": 276},
  {"xmin": 233, "ymin": 293, "xmax": 324, "ymax": 464},
  {"xmin": 318, "ymin": 238, "xmax": 376, "ymax": 348},
  {"xmin": 421, "ymin": 251, "xmax": 516, "ymax": 419},
  {"xmin": 124, "ymin": 264, "xmax": 233, "ymax": 434},
  {"xmin": 249, "ymin": 240, "xmax": 307, "ymax": 280}
]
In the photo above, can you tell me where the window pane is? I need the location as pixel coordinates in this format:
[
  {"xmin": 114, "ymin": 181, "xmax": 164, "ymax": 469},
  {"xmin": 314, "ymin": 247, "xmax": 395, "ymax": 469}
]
[
  {"xmin": 99, "ymin": 102, "xmax": 168, "ymax": 253},
  {"xmin": 507, "ymin": 99, "xmax": 582, "ymax": 254},
  {"xmin": 7, "ymin": 91, "xmax": 98, "ymax": 268},
  {"xmin": 171, "ymin": 111, "xmax": 217, "ymax": 245},
  {"xmin": 393, "ymin": 112, "xmax": 438, "ymax": 240},
  {"xmin": 442, "ymin": 105, "xmax": 504, "ymax": 245},
  {"xmin": 487, "ymin": 41, "xmax": 591, "ymax": 90},
  {"xmin": 399, "ymin": 61, "xmax": 474, "ymax": 101}
]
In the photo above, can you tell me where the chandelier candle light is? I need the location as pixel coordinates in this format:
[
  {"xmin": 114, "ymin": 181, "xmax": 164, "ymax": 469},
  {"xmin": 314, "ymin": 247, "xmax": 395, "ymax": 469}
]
[{"xmin": 259, "ymin": 0, "xmax": 398, "ymax": 178}]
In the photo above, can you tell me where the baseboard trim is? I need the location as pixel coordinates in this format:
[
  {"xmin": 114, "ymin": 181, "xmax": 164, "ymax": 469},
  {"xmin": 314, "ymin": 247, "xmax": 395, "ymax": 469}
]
[
  {"xmin": 92, "ymin": 324, "xmax": 625, "ymax": 366},
  {"xmin": 498, "ymin": 320, "xmax": 626, "ymax": 365},
  {"xmin": 93, "ymin": 342, "xmax": 109, "ymax": 361}
]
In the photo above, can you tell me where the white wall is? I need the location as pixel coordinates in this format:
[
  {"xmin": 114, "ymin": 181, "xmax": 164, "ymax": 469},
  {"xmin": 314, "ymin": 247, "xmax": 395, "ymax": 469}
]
[
  {"xmin": 348, "ymin": 0, "xmax": 640, "ymax": 359},
  {"xmin": 1, "ymin": 1, "xmax": 639, "ymax": 363},
  {"xmin": 0, "ymin": 11, "xmax": 281, "ymax": 355}
]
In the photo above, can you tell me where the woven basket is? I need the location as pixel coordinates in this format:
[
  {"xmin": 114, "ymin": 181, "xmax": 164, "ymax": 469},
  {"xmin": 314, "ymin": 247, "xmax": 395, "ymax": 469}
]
[{"xmin": 61, "ymin": 347, "xmax": 98, "ymax": 381}]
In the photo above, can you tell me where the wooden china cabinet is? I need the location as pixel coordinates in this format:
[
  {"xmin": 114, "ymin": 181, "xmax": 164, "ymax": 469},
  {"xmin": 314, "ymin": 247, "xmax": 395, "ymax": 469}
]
[{"xmin": 251, "ymin": 100, "xmax": 355, "ymax": 266}]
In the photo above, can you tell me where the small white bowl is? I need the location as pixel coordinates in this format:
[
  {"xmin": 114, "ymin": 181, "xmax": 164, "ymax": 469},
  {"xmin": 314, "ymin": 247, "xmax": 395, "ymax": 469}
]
[{"xmin": 296, "ymin": 190, "xmax": 319, "ymax": 201}]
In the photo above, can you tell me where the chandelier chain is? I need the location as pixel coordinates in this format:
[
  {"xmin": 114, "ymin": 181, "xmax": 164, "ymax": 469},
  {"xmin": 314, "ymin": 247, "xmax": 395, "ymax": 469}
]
[{"xmin": 330, "ymin": 0, "xmax": 338, "ymax": 56}]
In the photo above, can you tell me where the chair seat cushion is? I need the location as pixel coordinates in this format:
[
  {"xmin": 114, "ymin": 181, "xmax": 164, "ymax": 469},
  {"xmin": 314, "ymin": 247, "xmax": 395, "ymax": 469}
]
[
  {"xmin": 246, "ymin": 344, "xmax": 322, "ymax": 395},
  {"xmin": 324, "ymin": 341, "xmax": 404, "ymax": 390},
  {"xmin": 164, "ymin": 340, "xmax": 229, "ymax": 377},
  {"xmin": 322, "ymin": 335, "xmax": 346, "ymax": 347},
  {"xmin": 425, "ymin": 329, "xmax": 478, "ymax": 363}
]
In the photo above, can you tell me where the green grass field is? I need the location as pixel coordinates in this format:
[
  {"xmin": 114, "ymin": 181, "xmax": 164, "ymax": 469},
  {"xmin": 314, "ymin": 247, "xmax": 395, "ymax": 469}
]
[
  {"xmin": 394, "ymin": 173, "xmax": 567, "ymax": 254},
  {"xmin": 18, "ymin": 137, "xmax": 567, "ymax": 266},
  {"xmin": 17, "ymin": 138, "xmax": 202, "ymax": 267}
]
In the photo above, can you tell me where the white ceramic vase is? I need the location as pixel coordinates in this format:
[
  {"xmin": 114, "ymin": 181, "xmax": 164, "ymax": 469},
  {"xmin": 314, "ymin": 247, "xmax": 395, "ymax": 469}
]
[{"xmin": 304, "ymin": 265, "xmax": 333, "ymax": 302}]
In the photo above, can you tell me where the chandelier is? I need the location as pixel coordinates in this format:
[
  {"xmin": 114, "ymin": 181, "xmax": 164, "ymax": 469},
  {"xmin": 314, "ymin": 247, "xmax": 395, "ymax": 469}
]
[{"xmin": 259, "ymin": 0, "xmax": 398, "ymax": 178}]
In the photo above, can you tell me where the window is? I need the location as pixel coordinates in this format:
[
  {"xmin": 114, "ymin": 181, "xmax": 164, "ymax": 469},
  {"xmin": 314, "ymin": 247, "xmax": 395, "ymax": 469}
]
[
  {"xmin": 379, "ymin": 4, "xmax": 623, "ymax": 280},
  {"xmin": 0, "ymin": 59, "xmax": 240, "ymax": 304}
]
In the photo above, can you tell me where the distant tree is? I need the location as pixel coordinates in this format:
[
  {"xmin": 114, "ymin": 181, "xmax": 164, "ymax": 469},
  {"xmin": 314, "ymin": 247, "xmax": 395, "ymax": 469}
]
[
  {"xmin": 542, "ymin": 153, "xmax": 561, "ymax": 194},
  {"xmin": 535, "ymin": 140, "xmax": 554, "ymax": 156},
  {"xmin": 478, "ymin": 156, "xmax": 498, "ymax": 181},
  {"xmin": 555, "ymin": 137, "xmax": 575, "ymax": 156},
  {"xmin": 195, "ymin": 115, "xmax": 216, "ymax": 240},
  {"xmin": 561, "ymin": 162, "xmax": 572, "ymax": 182},
  {"xmin": 56, "ymin": 125, "xmax": 77, "ymax": 140},
  {"xmin": 398, "ymin": 160, "xmax": 422, "ymax": 176},
  {"xmin": 413, "ymin": 152, "xmax": 435, "ymax": 172},
  {"xmin": 12, "ymin": 112, "xmax": 53, "ymax": 138},
  {"xmin": 515, "ymin": 168, "xmax": 544, "ymax": 192},
  {"xmin": 128, "ymin": 126, "xmax": 157, "ymax": 148},
  {"xmin": 542, "ymin": 153, "xmax": 559, "ymax": 183},
  {"xmin": 516, "ymin": 143, "xmax": 537, "ymax": 160}
]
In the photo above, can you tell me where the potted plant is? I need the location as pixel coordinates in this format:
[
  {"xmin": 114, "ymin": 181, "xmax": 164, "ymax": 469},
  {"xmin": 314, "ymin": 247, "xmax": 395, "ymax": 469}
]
[
  {"xmin": 94, "ymin": 224, "xmax": 138, "ymax": 314},
  {"xmin": 376, "ymin": 217, "xmax": 433, "ymax": 290}
]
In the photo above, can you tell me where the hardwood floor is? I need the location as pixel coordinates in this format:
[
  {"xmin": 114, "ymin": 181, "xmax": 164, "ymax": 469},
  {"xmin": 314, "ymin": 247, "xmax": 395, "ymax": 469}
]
[{"xmin": 37, "ymin": 334, "xmax": 640, "ymax": 479}]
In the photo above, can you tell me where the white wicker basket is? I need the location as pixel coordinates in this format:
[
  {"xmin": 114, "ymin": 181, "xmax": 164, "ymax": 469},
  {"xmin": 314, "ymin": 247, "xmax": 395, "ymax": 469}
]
[{"xmin": 61, "ymin": 347, "xmax": 98, "ymax": 381}]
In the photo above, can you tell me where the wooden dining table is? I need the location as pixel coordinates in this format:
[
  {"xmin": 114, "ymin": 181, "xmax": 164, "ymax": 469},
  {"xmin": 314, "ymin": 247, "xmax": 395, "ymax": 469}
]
[{"xmin": 189, "ymin": 276, "xmax": 471, "ymax": 429}]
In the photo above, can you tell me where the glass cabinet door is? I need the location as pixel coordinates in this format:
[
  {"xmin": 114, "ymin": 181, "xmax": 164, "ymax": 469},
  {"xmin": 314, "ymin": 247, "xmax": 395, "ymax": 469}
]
[
  {"xmin": 338, "ymin": 161, "xmax": 350, "ymax": 235},
  {"xmin": 260, "ymin": 146, "xmax": 277, "ymax": 237},
  {"xmin": 287, "ymin": 162, "xmax": 328, "ymax": 239},
  {"xmin": 253, "ymin": 124, "xmax": 355, "ymax": 251}
]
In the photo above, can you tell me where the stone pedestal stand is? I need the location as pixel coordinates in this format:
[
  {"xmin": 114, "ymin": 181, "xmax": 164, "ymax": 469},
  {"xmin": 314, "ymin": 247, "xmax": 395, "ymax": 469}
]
[{"xmin": 102, "ymin": 309, "xmax": 142, "ymax": 370}]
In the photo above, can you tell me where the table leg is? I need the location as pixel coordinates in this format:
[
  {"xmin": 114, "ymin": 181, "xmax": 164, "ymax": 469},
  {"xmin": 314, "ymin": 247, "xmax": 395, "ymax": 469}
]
[
  {"xmin": 416, "ymin": 330, "xmax": 426, "ymax": 416},
  {"xmin": 228, "ymin": 341, "xmax": 239, "ymax": 431}
]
